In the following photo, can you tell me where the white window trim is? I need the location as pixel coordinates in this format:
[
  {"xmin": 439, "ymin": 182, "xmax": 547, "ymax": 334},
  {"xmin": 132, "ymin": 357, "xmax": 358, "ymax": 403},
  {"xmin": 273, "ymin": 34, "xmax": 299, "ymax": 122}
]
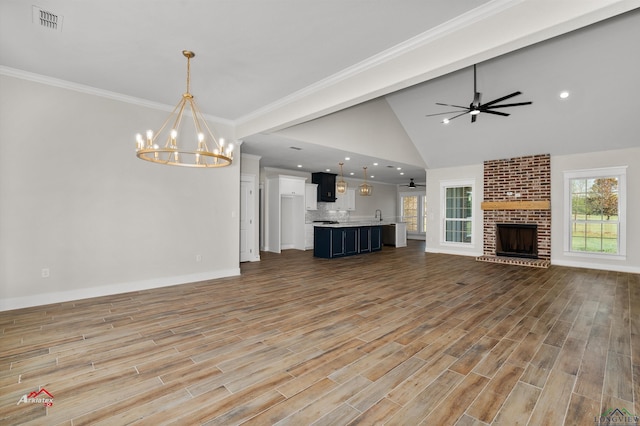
[
  {"xmin": 440, "ymin": 178, "xmax": 475, "ymax": 246},
  {"xmin": 563, "ymin": 166, "xmax": 627, "ymax": 259}
]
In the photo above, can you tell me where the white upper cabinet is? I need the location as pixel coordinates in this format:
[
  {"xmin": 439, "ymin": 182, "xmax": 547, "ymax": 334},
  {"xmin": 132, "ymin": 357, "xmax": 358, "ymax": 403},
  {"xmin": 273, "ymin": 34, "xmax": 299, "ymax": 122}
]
[
  {"xmin": 279, "ymin": 175, "xmax": 306, "ymax": 195},
  {"xmin": 335, "ymin": 188, "xmax": 356, "ymax": 211},
  {"xmin": 305, "ymin": 184, "xmax": 318, "ymax": 210}
]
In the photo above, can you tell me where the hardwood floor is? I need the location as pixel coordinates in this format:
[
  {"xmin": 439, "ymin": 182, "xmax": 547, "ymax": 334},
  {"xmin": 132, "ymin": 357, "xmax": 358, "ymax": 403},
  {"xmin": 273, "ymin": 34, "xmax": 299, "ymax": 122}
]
[{"xmin": 1, "ymin": 241, "xmax": 638, "ymax": 425}]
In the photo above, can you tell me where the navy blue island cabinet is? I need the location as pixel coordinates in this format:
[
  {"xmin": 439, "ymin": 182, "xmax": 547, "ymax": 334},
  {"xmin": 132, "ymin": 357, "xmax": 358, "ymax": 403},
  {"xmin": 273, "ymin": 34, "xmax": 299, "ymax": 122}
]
[{"xmin": 314, "ymin": 225, "xmax": 382, "ymax": 258}]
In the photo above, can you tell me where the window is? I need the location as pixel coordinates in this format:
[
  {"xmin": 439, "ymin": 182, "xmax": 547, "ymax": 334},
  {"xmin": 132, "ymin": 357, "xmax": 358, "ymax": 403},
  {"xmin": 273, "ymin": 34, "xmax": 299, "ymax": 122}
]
[
  {"xmin": 564, "ymin": 167, "xmax": 626, "ymax": 257},
  {"xmin": 442, "ymin": 181, "xmax": 473, "ymax": 244},
  {"xmin": 400, "ymin": 194, "xmax": 427, "ymax": 234},
  {"xmin": 401, "ymin": 195, "xmax": 418, "ymax": 232}
]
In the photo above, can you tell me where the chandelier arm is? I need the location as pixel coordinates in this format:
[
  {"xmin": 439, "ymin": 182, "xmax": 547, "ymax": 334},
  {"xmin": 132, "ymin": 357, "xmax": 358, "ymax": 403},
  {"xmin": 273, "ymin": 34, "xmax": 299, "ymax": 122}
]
[
  {"xmin": 187, "ymin": 99, "xmax": 210, "ymax": 152},
  {"xmin": 191, "ymin": 100, "xmax": 222, "ymax": 149},
  {"xmin": 167, "ymin": 100, "xmax": 188, "ymax": 148},
  {"xmin": 151, "ymin": 99, "xmax": 185, "ymax": 146},
  {"xmin": 188, "ymin": 99, "xmax": 203, "ymax": 135}
]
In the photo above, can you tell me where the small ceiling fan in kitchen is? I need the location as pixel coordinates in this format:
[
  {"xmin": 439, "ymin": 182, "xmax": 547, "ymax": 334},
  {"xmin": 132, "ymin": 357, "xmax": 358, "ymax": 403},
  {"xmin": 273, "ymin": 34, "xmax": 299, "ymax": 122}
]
[
  {"xmin": 401, "ymin": 179, "xmax": 425, "ymax": 189},
  {"xmin": 426, "ymin": 64, "xmax": 532, "ymax": 123}
]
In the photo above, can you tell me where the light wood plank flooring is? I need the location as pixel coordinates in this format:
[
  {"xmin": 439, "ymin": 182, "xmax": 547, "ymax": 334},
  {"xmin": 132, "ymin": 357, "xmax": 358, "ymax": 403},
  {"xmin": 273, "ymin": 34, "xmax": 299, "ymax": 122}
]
[{"xmin": 1, "ymin": 241, "xmax": 639, "ymax": 425}]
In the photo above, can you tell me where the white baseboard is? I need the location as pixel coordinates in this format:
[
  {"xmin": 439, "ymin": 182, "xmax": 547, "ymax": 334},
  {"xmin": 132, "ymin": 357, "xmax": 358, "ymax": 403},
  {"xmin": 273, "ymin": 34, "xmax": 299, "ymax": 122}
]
[
  {"xmin": 423, "ymin": 249, "xmax": 639, "ymax": 273},
  {"xmin": 551, "ymin": 259, "xmax": 639, "ymax": 274},
  {"xmin": 424, "ymin": 247, "xmax": 483, "ymax": 257},
  {"xmin": 0, "ymin": 268, "xmax": 241, "ymax": 312}
]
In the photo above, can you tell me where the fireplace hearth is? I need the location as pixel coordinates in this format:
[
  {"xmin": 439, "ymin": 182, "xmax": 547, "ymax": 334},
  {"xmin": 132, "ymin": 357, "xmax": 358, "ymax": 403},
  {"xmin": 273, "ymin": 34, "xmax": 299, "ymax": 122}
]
[{"xmin": 495, "ymin": 223, "xmax": 538, "ymax": 259}]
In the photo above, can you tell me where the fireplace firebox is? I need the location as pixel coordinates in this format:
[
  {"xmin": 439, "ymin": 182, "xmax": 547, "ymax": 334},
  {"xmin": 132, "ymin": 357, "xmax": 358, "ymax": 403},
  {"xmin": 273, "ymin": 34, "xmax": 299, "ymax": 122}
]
[{"xmin": 495, "ymin": 223, "xmax": 538, "ymax": 259}]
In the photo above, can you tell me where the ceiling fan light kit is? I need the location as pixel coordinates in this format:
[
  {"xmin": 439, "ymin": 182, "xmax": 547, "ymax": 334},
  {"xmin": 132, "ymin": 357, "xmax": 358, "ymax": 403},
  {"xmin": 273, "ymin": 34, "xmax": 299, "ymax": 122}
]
[{"xmin": 426, "ymin": 64, "xmax": 532, "ymax": 124}]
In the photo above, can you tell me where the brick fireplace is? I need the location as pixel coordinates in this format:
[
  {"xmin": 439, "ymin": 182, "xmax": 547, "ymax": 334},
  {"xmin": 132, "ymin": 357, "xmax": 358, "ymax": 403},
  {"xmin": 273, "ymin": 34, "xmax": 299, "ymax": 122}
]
[{"xmin": 478, "ymin": 154, "xmax": 551, "ymax": 267}]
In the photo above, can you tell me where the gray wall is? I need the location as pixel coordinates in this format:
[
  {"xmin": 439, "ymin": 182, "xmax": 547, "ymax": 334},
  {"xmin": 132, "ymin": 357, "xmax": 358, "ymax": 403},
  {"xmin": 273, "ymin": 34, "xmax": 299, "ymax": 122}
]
[
  {"xmin": 424, "ymin": 148, "xmax": 639, "ymax": 273},
  {"xmin": 0, "ymin": 75, "xmax": 241, "ymax": 310},
  {"xmin": 551, "ymin": 147, "xmax": 639, "ymax": 272}
]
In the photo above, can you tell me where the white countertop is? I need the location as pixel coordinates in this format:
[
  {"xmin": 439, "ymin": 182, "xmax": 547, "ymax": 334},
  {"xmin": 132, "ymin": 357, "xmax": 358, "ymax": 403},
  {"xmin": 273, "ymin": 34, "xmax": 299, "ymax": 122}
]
[{"xmin": 313, "ymin": 221, "xmax": 402, "ymax": 228}]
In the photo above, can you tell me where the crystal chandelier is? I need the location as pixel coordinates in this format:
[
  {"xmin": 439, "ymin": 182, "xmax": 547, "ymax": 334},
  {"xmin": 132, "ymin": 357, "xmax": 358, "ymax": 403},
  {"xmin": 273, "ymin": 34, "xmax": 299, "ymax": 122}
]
[
  {"xmin": 135, "ymin": 50, "xmax": 233, "ymax": 168},
  {"xmin": 359, "ymin": 166, "xmax": 373, "ymax": 196},
  {"xmin": 336, "ymin": 162, "xmax": 347, "ymax": 194}
]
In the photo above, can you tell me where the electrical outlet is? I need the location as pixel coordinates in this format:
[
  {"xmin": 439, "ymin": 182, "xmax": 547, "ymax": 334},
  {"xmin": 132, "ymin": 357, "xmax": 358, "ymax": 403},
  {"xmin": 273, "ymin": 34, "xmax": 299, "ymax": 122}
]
[{"xmin": 41, "ymin": 268, "xmax": 50, "ymax": 278}]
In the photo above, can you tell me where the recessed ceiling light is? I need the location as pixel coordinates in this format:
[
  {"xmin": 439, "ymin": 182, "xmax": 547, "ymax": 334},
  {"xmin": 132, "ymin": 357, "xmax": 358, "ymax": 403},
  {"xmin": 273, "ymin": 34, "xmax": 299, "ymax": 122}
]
[
  {"xmin": 297, "ymin": 164, "xmax": 302, "ymax": 168},
  {"xmin": 400, "ymin": 172, "xmax": 405, "ymax": 175},
  {"xmin": 370, "ymin": 175, "xmax": 374, "ymax": 178},
  {"xmin": 345, "ymin": 157, "xmax": 350, "ymax": 161},
  {"xmin": 373, "ymin": 162, "xmax": 378, "ymax": 166},
  {"xmin": 560, "ymin": 91, "xmax": 570, "ymax": 99},
  {"xmin": 443, "ymin": 118, "xmax": 450, "ymax": 124},
  {"xmin": 349, "ymin": 172, "xmax": 354, "ymax": 176},
  {"xmin": 397, "ymin": 167, "xmax": 402, "ymax": 170},
  {"xmin": 326, "ymin": 168, "xmax": 331, "ymax": 172}
]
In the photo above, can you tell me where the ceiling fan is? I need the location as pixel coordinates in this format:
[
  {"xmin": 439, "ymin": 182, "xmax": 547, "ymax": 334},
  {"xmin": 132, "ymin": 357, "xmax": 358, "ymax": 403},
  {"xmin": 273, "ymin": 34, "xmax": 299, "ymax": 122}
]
[
  {"xmin": 401, "ymin": 178, "xmax": 425, "ymax": 189},
  {"xmin": 426, "ymin": 64, "xmax": 532, "ymax": 123}
]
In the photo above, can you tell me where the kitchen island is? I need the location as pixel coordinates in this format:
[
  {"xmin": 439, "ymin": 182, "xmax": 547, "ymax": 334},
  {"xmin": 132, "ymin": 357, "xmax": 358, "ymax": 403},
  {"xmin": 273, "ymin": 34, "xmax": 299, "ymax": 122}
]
[{"xmin": 313, "ymin": 223, "xmax": 382, "ymax": 258}]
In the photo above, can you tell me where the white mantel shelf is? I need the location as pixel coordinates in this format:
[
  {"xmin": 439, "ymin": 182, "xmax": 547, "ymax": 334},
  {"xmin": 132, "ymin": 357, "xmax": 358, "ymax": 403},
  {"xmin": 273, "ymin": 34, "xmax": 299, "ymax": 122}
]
[{"xmin": 481, "ymin": 201, "xmax": 551, "ymax": 211}]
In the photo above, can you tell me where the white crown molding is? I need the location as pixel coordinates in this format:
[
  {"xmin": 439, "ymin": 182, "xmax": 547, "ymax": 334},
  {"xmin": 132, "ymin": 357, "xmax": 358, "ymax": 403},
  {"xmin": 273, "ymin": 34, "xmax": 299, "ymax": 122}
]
[
  {"xmin": 0, "ymin": 65, "xmax": 235, "ymax": 126},
  {"xmin": 235, "ymin": 0, "xmax": 637, "ymax": 138},
  {"xmin": 235, "ymin": 0, "xmax": 521, "ymax": 126}
]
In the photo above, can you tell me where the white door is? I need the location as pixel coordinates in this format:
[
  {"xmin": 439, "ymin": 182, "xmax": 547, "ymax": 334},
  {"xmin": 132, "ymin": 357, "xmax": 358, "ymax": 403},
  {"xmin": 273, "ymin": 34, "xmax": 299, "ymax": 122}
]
[{"xmin": 240, "ymin": 176, "xmax": 256, "ymax": 262}]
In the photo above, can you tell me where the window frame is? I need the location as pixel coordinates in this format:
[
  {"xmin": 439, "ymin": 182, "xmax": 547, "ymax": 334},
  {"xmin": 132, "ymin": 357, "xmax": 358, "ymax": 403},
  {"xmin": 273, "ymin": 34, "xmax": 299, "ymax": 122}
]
[
  {"xmin": 440, "ymin": 179, "xmax": 475, "ymax": 246},
  {"xmin": 563, "ymin": 166, "xmax": 627, "ymax": 259}
]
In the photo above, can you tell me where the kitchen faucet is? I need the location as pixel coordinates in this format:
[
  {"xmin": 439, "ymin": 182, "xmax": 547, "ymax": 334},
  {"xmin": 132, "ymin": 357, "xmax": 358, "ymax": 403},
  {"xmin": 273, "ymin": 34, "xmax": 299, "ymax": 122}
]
[{"xmin": 375, "ymin": 209, "xmax": 382, "ymax": 221}]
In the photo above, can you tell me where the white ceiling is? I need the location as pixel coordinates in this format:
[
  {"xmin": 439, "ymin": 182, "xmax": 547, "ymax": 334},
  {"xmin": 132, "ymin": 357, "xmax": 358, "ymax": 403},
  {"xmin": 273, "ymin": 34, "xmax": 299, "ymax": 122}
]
[{"xmin": 1, "ymin": 1, "xmax": 639, "ymax": 185}]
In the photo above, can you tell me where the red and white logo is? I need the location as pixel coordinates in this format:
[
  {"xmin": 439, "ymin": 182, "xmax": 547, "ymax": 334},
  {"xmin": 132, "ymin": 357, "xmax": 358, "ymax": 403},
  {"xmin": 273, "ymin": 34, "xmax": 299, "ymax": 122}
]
[{"xmin": 17, "ymin": 388, "xmax": 54, "ymax": 407}]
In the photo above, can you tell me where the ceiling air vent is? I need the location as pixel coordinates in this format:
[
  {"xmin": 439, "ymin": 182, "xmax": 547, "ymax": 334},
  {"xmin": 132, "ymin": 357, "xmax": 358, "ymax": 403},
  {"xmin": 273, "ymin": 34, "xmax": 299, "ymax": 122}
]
[{"xmin": 32, "ymin": 6, "xmax": 63, "ymax": 31}]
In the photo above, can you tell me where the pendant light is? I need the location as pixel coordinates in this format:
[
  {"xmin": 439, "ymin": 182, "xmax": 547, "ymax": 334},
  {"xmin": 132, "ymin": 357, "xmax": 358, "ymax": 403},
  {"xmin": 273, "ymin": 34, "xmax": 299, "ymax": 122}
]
[
  {"xmin": 336, "ymin": 162, "xmax": 347, "ymax": 194},
  {"xmin": 359, "ymin": 166, "xmax": 373, "ymax": 196},
  {"xmin": 135, "ymin": 50, "xmax": 233, "ymax": 168}
]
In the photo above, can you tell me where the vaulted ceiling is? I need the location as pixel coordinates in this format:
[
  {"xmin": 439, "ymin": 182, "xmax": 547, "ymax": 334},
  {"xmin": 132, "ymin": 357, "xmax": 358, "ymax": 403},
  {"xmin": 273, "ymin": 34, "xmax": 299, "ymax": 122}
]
[{"xmin": 1, "ymin": 1, "xmax": 638, "ymax": 184}]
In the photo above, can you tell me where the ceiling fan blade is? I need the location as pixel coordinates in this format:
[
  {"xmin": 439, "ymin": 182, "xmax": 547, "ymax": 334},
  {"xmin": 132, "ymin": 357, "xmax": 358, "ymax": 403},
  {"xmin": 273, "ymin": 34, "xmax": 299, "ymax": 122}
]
[
  {"xmin": 426, "ymin": 110, "xmax": 467, "ymax": 117},
  {"xmin": 482, "ymin": 110, "xmax": 510, "ymax": 117},
  {"xmin": 484, "ymin": 101, "xmax": 532, "ymax": 109},
  {"xmin": 481, "ymin": 91, "xmax": 522, "ymax": 108},
  {"xmin": 447, "ymin": 111, "xmax": 470, "ymax": 121},
  {"xmin": 435, "ymin": 102, "xmax": 469, "ymax": 109}
]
